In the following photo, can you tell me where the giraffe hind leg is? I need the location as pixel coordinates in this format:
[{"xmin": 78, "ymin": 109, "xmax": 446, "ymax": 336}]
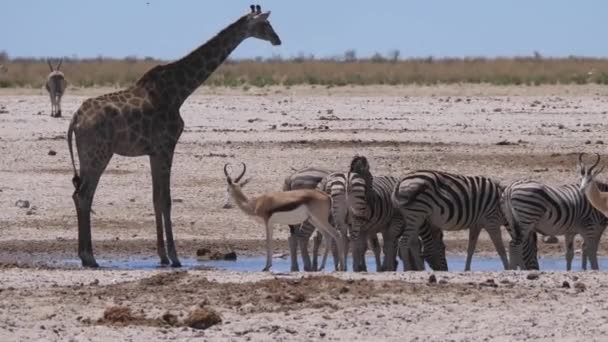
[{"xmin": 73, "ymin": 146, "xmax": 113, "ymax": 268}]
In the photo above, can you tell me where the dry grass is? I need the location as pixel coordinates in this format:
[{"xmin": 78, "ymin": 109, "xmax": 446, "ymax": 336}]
[{"xmin": 1, "ymin": 54, "xmax": 607, "ymax": 88}]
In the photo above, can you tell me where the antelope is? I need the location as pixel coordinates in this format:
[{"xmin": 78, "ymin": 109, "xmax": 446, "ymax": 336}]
[
  {"xmin": 223, "ymin": 163, "xmax": 346, "ymax": 271},
  {"xmin": 45, "ymin": 59, "xmax": 67, "ymax": 117}
]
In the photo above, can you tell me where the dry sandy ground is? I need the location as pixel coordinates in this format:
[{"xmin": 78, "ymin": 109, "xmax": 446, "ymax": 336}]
[{"xmin": 1, "ymin": 84, "xmax": 608, "ymax": 340}]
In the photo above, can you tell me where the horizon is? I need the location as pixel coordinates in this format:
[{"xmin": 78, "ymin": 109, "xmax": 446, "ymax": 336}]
[{"xmin": 2, "ymin": 1, "xmax": 607, "ymax": 60}]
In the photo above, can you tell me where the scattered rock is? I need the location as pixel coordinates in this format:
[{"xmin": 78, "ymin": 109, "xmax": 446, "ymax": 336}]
[
  {"xmin": 533, "ymin": 168, "xmax": 549, "ymax": 173},
  {"xmin": 318, "ymin": 114, "xmax": 340, "ymax": 121},
  {"xmin": 428, "ymin": 274, "xmax": 437, "ymax": 284},
  {"xmin": 101, "ymin": 306, "xmax": 135, "ymax": 323},
  {"xmin": 480, "ymin": 279, "xmax": 498, "ymax": 288},
  {"xmin": 247, "ymin": 118, "xmax": 261, "ymax": 123},
  {"xmin": 596, "ymin": 140, "xmax": 604, "ymax": 145},
  {"xmin": 557, "ymin": 124, "xmax": 565, "ymax": 129},
  {"xmin": 15, "ymin": 200, "xmax": 30, "ymax": 209},
  {"xmin": 562, "ymin": 281, "xmax": 571, "ymax": 288},
  {"xmin": 496, "ymin": 140, "xmax": 518, "ymax": 146},
  {"xmin": 438, "ymin": 278, "xmax": 448, "ymax": 285},
  {"xmin": 526, "ymin": 272, "xmax": 540, "ymax": 280},
  {"xmin": 197, "ymin": 248, "xmax": 237, "ymax": 261},
  {"xmin": 173, "ymin": 198, "xmax": 184, "ymax": 203},
  {"xmin": 585, "ymin": 140, "xmax": 592, "ymax": 145},
  {"xmin": 183, "ymin": 307, "xmax": 222, "ymax": 330},
  {"xmin": 161, "ymin": 312, "xmax": 179, "ymax": 326},
  {"xmin": 47, "ymin": 150, "xmax": 57, "ymax": 156},
  {"xmin": 326, "ymin": 109, "xmax": 334, "ymax": 114},
  {"xmin": 493, "ymin": 108, "xmax": 502, "ymax": 112},
  {"xmin": 543, "ymin": 236, "xmax": 559, "ymax": 244},
  {"xmin": 574, "ymin": 282, "xmax": 586, "ymax": 292}
]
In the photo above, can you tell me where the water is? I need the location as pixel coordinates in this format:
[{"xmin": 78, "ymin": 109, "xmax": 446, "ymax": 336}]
[{"xmin": 59, "ymin": 255, "xmax": 608, "ymax": 272}]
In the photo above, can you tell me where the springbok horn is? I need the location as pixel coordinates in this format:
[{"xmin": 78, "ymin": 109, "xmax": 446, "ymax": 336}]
[
  {"xmin": 56, "ymin": 59, "xmax": 63, "ymax": 71},
  {"xmin": 255, "ymin": 4, "xmax": 261, "ymax": 14},
  {"xmin": 235, "ymin": 162, "xmax": 247, "ymax": 183},
  {"xmin": 591, "ymin": 153, "xmax": 601, "ymax": 170},
  {"xmin": 47, "ymin": 60, "xmax": 54, "ymax": 72},
  {"xmin": 223, "ymin": 163, "xmax": 232, "ymax": 182}
]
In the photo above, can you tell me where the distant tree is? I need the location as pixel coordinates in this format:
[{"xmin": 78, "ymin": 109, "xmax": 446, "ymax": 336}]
[
  {"xmin": 0, "ymin": 50, "xmax": 8, "ymax": 63},
  {"xmin": 371, "ymin": 52, "xmax": 386, "ymax": 63},
  {"xmin": 344, "ymin": 49, "xmax": 357, "ymax": 62},
  {"xmin": 388, "ymin": 49, "xmax": 400, "ymax": 63}
]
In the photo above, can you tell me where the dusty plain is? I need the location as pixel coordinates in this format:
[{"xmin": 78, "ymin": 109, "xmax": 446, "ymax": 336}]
[{"xmin": 1, "ymin": 84, "xmax": 608, "ymax": 341}]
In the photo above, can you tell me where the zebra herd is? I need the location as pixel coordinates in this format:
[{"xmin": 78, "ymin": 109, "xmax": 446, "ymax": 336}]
[{"xmin": 244, "ymin": 153, "xmax": 608, "ymax": 272}]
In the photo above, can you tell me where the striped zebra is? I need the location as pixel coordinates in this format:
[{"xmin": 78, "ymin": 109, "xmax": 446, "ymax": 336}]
[
  {"xmin": 347, "ymin": 156, "xmax": 424, "ymax": 272},
  {"xmin": 504, "ymin": 160, "xmax": 608, "ymax": 270},
  {"xmin": 392, "ymin": 170, "xmax": 509, "ymax": 271},
  {"xmin": 282, "ymin": 167, "xmax": 332, "ymax": 272},
  {"xmin": 45, "ymin": 59, "xmax": 67, "ymax": 118}
]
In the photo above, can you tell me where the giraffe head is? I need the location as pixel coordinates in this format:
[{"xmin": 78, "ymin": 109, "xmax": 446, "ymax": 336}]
[
  {"xmin": 244, "ymin": 4, "xmax": 281, "ymax": 46},
  {"xmin": 223, "ymin": 162, "xmax": 252, "ymax": 209},
  {"xmin": 578, "ymin": 153, "xmax": 604, "ymax": 191}
]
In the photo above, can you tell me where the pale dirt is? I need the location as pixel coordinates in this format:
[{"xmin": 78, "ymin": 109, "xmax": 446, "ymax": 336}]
[{"xmin": 1, "ymin": 84, "xmax": 608, "ymax": 341}]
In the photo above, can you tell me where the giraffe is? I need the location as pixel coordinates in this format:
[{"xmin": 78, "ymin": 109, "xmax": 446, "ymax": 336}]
[{"xmin": 66, "ymin": 5, "xmax": 281, "ymax": 267}]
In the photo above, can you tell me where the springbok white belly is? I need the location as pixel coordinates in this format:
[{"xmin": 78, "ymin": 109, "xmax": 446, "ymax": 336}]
[{"xmin": 268, "ymin": 205, "xmax": 310, "ymax": 226}]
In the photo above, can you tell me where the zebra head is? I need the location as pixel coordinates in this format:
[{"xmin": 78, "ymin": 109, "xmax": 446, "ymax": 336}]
[
  {"xmin": 578, "ymin": 153, "xmax": 604, "ymax": 191},
  {"xmin": 223, "ymin": 162, "xmax": 251, "ymax": 209}
]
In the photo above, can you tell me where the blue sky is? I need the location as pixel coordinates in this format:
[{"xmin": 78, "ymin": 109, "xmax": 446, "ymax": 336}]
[{"xmin": 2, "ymin": 0, "xmax": 607, "ymax": 60}]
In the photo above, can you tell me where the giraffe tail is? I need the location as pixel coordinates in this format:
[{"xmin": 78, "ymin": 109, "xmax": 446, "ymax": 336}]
[{"xmin": 67, "ymin": 116, "xmax": 81, "ymax": 192}]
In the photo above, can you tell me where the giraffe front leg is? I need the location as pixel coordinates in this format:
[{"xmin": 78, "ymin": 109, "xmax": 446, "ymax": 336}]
[{"xmin": 150, "ymin": 153, "xmax": 181, "ymax": 267}]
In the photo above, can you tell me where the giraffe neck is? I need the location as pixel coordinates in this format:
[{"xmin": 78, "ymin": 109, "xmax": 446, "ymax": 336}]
[
  {"xmin": 584, "ymin": 181, "xmax": 608, "ymax": 216},
  {"xmin": 137, "ymin": 15, "xmax": 249, "ymax": 107}
]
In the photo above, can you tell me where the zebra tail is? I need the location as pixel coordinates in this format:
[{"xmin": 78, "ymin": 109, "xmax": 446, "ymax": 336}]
[{"xmin": 67, "ymin": 116, "xmax": 81, "ymax": 192}]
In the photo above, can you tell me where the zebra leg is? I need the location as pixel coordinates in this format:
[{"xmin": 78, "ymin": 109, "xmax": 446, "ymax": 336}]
[
  {"xmin": 486, "ymin": 225, "xmax": 509, "ymax": 270},
  {"xmin": 368, "ymin": 233, "xmax": 383, "ymax": 272},
  {"xmin": 407, "ymin": 236, "xmax": 424, "ymax": 271},
  {"xmin": 312, "ymin": 230, "xmax": 322, "ymax": 271},
  {"xmin": 464, "ymin": 226, "xmax": 482, "ymax": 271},
  {"xmin": 299, "ymin": 236, "xmax": 313, "ymax": 272},
  {"xmin": 523, "ymin": 231, "xmax": 540, "ymax": 270},
  {"xmin": 583, "ymin": 230, "xmax": 602, "ymax": 270},
  {"xmin": 581, "ymin": 241, "xmax": 588, "ymax": 271},
  {"xmin": 351, "ymin": 231, "xmax": 367, "ymax": 272},
  {"xmin": 288, "ymin": 232, "xmax": 300, "ymax": 272},
  {"xmin": 565, "ymin": 234, "xmax": 575, "ymax": 271}
]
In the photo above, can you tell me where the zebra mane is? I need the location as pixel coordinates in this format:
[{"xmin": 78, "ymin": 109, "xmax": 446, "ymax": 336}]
[{"xmin": 349, "ymin": 155, "xmax": 374, "ymax": 202}]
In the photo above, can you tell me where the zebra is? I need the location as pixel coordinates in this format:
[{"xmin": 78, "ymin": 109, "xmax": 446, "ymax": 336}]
[
  {"xmin": 392, "ymin": 170, "xmax": 509, "ymax": 271},
  {"xmin": 347, "ymin": 156, "xmax": 424, "ymax": 272},
  {"xmin": 45, "ymin": 59, "xmax": 67, "ymax": 118},
  {"xmin": 504, "ymin": 156, "xmax": 608, "ymax": 270}
]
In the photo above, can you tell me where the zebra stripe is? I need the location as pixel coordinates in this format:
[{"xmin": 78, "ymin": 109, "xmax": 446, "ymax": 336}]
[
  {"xmin": 347, "ymin": 172, "xmax": 423, "ymax": 272},
  {"xmin": 392, "ymin": 170, "xmax": 509, "ymax": 271},
  {"xmin": 502, "ymin": 180, "xmax": 608, "ymax": 270}
]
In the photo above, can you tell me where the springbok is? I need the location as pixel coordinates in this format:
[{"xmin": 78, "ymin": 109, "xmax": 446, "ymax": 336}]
[
  {"xmin": 223, "ymin": 163, "xmax": 346, "ymax": 272},
  {"xmin": 45, "ymin": 59, "xmax": 67, "ymax": 117}
]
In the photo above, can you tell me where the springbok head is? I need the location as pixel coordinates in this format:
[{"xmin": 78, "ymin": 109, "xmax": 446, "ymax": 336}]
[
  {"xmin": 578, "ymin": 153, "xmax": 605, "ymax": 191},
  {"xmin": 223, "ymin": 162, "xmax": 252, "ymax": 209}
]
